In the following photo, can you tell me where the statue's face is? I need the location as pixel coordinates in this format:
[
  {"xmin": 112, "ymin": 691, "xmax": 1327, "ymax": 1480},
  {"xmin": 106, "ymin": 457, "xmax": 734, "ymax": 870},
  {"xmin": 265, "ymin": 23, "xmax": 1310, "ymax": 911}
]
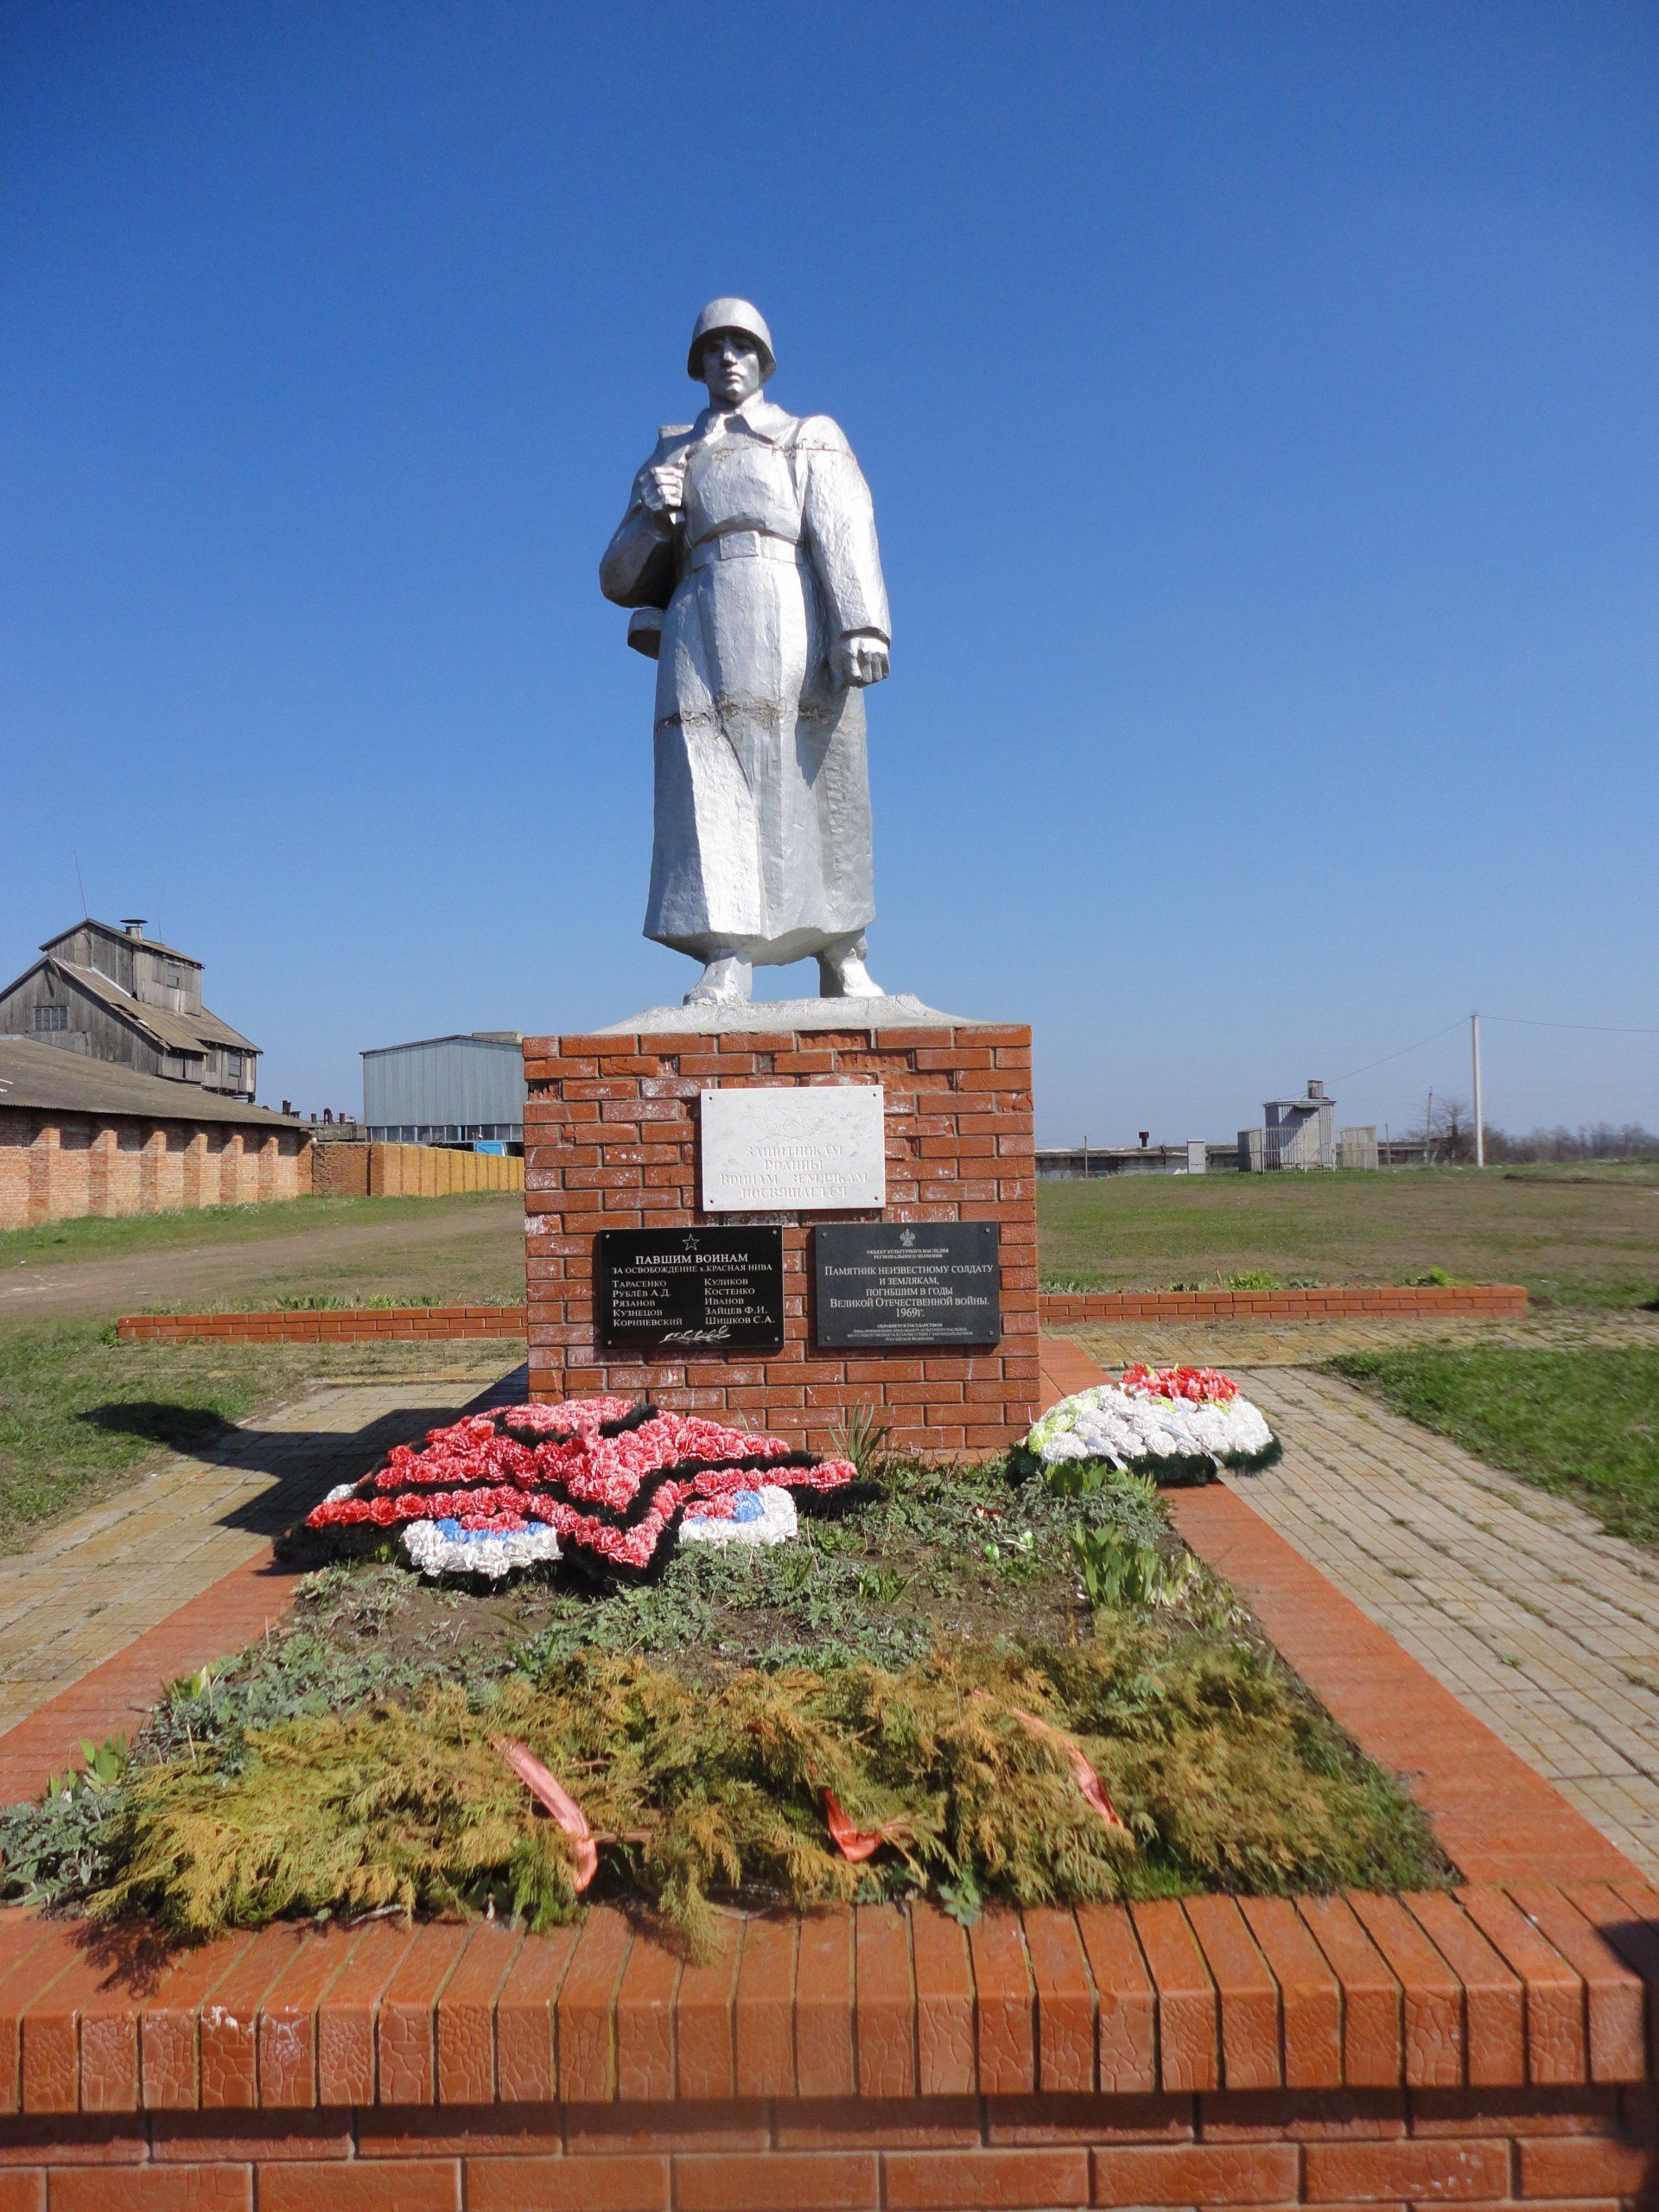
[{"xmin": 701, "ymin": 331, "xmax": 764, "ymax": 408}]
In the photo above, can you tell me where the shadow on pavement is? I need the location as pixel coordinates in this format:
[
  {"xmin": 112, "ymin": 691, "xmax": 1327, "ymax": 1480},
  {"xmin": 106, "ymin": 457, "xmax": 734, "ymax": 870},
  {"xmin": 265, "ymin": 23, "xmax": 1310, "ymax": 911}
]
[{"xmin": 76, "ymin": 1366, "xmax": 527, "ymax": 1538}]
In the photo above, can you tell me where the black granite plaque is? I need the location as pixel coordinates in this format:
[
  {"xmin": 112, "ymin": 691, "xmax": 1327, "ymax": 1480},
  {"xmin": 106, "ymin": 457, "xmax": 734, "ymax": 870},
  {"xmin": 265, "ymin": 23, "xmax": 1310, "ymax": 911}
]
[
  {"xmin": 813, "ymin": 1222, "xmax": 1001, "ymax": 1349},
  {"xmin": 595, "ymin": 1227, "xmax": 785, "ymax": 1353}
]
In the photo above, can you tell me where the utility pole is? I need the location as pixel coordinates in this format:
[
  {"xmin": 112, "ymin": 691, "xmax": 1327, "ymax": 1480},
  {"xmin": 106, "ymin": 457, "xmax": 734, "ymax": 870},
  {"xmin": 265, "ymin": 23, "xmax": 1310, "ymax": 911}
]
[
  {"xmin": 1425, "ymin": 1088, "xmax": 1433, "ymax": 1168},
  {"xmin": 1471, "ymin": 1013, "xmax": 1485, "ymax": 1168}
]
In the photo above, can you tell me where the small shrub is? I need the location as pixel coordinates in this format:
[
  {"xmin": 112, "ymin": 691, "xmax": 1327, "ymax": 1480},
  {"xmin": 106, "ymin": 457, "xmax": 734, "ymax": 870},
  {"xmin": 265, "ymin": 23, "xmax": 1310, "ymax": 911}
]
[
  {"xmin": 830, "ymin": 1402, "xmax": 893, "ymax": 1480},
  {"xmin": 86, "ymin": 1635, "xmax": 1443, "ymax": 1955},
  {"xmin": 1071, "ymin": 1525, "xmax": 1198, "ymax": 1612}
]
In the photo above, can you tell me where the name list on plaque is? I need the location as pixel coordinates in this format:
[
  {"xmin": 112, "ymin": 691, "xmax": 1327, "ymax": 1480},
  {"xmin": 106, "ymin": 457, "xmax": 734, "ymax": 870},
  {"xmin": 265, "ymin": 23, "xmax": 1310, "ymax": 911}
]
[
  {"xmin": 596, "ymin": 1227, "xmax": 785, "ymax": 1352},
  {"xmin": 700, "ymin": 1084, "xmax": 886, "ymax": 1211},
  {"xmin": 813, "ymin": 1222, "xmax": 1001, "ymax": 1349}
]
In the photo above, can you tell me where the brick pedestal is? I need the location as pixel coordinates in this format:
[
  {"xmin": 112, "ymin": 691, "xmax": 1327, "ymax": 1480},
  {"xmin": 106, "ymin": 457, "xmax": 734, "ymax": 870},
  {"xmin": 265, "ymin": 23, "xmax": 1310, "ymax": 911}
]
[{"xmin": 522, "ymin": 1015, "xmax": 1039, "ymax": 1454}]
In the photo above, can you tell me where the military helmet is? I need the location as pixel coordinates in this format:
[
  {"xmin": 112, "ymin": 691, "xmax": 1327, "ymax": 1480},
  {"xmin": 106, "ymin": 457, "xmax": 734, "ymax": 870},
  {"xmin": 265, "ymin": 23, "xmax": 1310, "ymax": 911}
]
[{"xmin": 687, "ymin": 297, "xmax": 775, "ymax": 382}]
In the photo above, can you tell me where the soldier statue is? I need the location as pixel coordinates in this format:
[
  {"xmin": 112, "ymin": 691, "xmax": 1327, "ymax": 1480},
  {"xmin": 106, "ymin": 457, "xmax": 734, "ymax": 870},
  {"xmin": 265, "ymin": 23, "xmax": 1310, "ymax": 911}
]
[{"xmin": 601, "ymin": 299, "xmax": 891, "ymax": 1006}]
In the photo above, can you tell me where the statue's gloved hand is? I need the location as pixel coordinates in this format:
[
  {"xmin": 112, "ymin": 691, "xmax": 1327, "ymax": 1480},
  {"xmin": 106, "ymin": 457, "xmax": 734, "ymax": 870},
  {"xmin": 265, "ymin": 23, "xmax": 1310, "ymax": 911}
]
[
  {"xmin": 833, "ymin": 631, "xmax": 890, "ymax": 688},
  {"xmin": 641, "ymin": 461, "xmax": 686, "ymax": 531}
]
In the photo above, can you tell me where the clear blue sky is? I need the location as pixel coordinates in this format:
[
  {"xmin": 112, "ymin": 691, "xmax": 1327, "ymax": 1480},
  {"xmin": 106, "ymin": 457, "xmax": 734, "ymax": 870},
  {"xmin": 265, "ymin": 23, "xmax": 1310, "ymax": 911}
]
[{"xmin": 3, "ymin": 2, "xmax": 1655, "ymax": 1142}]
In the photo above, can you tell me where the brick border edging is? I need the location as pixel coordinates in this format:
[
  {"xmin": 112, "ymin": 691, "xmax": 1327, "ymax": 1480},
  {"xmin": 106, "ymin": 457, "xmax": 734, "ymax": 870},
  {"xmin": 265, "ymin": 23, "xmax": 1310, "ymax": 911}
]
[
  {"xmin": 3, "ymin": 2085, "xmax": 1659, "ymax": 2212},
  {"xmin": 116, "ymin": 1306, "xmax": 529, "ymax": 1344},
  {"xmin": 0, "ymin": 1884, "xmax": 1654, "ymax": 2121},
  {"xmin": 1043, "ymin": 1283, "xmax": 1529, "ymax": 1324},
  {"xmin": 115, "ymin": 1282, "xmax": 1529, "ymax": 1345}
]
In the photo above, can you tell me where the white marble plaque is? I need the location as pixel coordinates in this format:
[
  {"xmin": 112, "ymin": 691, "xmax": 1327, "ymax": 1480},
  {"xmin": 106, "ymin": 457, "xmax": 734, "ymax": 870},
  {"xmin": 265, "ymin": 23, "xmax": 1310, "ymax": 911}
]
[{"xmin": 700, "ymin": 1085, "xmax": 886, "ymax": 1211}]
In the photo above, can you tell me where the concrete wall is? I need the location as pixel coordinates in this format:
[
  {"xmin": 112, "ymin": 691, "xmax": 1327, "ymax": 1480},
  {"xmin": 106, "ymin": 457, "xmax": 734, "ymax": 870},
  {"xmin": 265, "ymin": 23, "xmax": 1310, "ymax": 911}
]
[{"xmin": 0, "ymin": 1108, "xmax": 312, "ymax": 1229}]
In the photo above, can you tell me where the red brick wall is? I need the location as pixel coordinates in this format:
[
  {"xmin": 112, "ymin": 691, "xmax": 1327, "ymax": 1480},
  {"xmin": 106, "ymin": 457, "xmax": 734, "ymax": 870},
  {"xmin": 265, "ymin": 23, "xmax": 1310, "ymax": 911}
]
[
  {"xmin": 1, "ymin": 2086, "xmax": 1654, "ymax": 2210},
  {"xmin": 0, "ymin": 1884, "xmax": 1651, "ymax": 2202},
  {"xmin": 1043, "ymin": 1283, "xmax": 1530, "ymax": 1325},
  {"xmin": 114, "ymin": 1283, "xmax": 1530, "ymax": 1351},
  {"xmin": 117, "ymin": 1306, "xmax": 526, "ymax": 1344},
  {"xmin": 0, "ymin": 1109, "xmax": 312, "ymax": 1230},
  {"xmin": 523, "ymin": 1022, "xmax": 1039, "ymax": 1454},
  {"xmin": 313, "ymin": 1142, "xmax": 372, "ymax": 1197}
]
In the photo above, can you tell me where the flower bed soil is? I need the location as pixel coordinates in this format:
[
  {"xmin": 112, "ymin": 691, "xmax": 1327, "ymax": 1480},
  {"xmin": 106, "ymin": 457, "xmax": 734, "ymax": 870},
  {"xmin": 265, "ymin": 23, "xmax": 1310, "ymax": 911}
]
[{"xmin": 0, "ymin": 1437, "xmax": 1449, "ymax": 1949}]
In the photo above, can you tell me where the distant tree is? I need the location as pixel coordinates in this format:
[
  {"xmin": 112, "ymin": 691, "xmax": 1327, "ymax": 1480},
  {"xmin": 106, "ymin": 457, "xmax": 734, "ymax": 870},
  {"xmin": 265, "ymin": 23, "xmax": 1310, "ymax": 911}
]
[
  {"xmin": 1479, "ymin": 1119, "xmax": 1659, "ymax": 1164},
  {"xmin": 1409, "ymin": 1096, "xmax": 1475, "ymax": 1165}
]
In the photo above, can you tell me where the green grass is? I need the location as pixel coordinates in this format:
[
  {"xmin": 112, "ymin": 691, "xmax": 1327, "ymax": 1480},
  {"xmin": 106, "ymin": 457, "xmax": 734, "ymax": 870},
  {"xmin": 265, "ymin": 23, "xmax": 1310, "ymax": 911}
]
[
  {"xmin": 0, "ymin": 1324, "xmax": 501, "ymax": 1550},
  {"xmin": 1330, "ymin": 1345, "xmax": 1659, "ymax": 1548},
  {"xmin": 0, "ymin": 1192, "xmax": 512, "ymax": 1271},
  {"xmin": 1038, "ymin": 1163, "xmax": 1659, "ymax": 1309}
]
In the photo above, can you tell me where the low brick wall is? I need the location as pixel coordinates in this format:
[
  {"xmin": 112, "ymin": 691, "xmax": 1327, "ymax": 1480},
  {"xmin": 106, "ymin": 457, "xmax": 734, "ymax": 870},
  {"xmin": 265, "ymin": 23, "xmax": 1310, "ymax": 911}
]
[
  {"xmin": 115, "ymin": 1283, "xmax": 1529, "ymax": 1349},
  {"xmin": 1042, "ymin": 1282, "xmax": 1529, "ymax": 1325},
  {"xmin": 4, "ymin": 2084, "xmax": 1656, "ymax": 2209},
  {"xmin": 0, "ymin": 1108, "xmax": 311, "ymax": 1230},
  {"xmin": 0, "ymin": 1887, "xmax": 1653, "ymax": 2207},
  {"xmin": 116, "ymin": 1305, "xmax": 527, "ymax": 1344},
  {"xmin": 313, "ymin": 1141, "xmax": 524, "ymax": 1198}
]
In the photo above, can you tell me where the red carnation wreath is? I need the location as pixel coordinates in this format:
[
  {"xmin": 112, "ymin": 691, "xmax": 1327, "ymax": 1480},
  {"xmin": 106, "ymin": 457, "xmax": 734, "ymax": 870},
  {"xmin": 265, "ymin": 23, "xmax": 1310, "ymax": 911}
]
[{"xmin": 297, "ymin": 1396, "xmax": 862, "ymax": 1584}]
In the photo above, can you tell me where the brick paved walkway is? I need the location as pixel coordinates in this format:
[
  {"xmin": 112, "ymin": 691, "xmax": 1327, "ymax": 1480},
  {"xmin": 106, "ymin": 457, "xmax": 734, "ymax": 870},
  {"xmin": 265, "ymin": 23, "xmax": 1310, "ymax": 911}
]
[
  {"xmin": 1228, "ymin": 1363, "xmax": 1659, "ymax": 1878},
  {"xmin": 1071, "ymin": 1305, "xmax": 1659, "ymax": 1370},
  {"xmin": 0, "ymin": 1346, "xmax": 523, "ymax": 1744}
]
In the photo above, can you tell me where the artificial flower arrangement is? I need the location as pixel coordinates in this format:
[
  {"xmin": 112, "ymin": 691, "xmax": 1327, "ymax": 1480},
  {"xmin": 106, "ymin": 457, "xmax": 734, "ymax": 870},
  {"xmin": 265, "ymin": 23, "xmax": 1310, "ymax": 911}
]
[
  {"xmin": 300, "ymin": 1395, "xmax": 861, "ymax": 1584},
  {"xmin": 1020, "ymin": 1364, "xmax": 1281, "ymax": 1487}
]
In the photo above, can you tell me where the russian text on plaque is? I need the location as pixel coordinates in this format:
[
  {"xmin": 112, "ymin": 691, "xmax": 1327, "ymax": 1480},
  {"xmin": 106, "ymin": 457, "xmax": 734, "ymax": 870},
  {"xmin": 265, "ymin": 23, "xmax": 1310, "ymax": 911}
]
[
  {"xmin": 595, "ymin": 1227, "xmax": 786, "ymax": 1353},
  {"xmin": 812, "ymin": 1222, "xmax": 1001, "ymax": 1349}
]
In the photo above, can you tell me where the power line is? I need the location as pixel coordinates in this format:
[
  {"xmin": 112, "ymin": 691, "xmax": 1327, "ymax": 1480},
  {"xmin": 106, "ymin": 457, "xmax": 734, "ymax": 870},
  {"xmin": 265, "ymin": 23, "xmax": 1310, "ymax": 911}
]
[
  {"xmin": 1484, "ymin": 1014, "xmax": 1659, "ymax": 1036},
  {"xmin": 1332, "ymin": 1020, "xmax": 1464, "ymax": 1083},
  {"xmin": 1331, "ymin": 1008, "xmax": 1657, "ymax": 1089}
]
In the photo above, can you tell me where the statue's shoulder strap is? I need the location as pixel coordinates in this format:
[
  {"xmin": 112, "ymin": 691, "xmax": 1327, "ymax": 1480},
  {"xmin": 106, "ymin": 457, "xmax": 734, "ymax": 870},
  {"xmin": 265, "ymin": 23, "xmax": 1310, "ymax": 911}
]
[
  {"xmin": 790, "ymin": 412, "xmax": 854, "ymax": 456},
  {"xmin": 655, "ymin": 423, "xmax": 695, "ymax": 448}
]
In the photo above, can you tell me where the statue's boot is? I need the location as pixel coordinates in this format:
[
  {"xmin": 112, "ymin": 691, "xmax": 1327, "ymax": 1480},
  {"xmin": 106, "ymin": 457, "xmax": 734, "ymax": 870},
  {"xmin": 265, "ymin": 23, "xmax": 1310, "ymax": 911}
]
[
  {"xmin": 683, "ymin": 954, "xmax": 753, "ymax": 1007},
  {"xmin": 817, "ymin": 938, "xmax": 885, "ymax": 999}
]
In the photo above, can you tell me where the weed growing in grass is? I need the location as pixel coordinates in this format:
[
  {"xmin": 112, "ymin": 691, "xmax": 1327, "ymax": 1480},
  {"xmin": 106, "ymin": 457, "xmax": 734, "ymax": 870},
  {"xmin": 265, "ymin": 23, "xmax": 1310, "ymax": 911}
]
[{"xmin": 1223, "ymin": 1270, "xmax": 1325, "ymax": 1291}]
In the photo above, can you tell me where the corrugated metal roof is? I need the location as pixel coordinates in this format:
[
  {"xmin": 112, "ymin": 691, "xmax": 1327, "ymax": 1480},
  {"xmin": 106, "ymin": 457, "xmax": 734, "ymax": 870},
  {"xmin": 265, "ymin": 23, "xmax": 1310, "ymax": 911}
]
[
  {"xmin": 361, "ymin": 1032, "xmax": 524, "ymax": 1056},
  {"xmin": 52, "ymin": 962, "xmax": 257, "ymax": 1055},
  {"xmin": 0, "ymin": 1038, "xmax": 303, "ymax": 1129},
  {"xmin": 186, "ymin": 1004, "xmax": 257, "ymax": 1051},
  {"xmin": 39, "ymin": 919, "xmax": 200, "ymax": 966},
  {"xmin": 37, "ymin": 919, "xmax": 200, "ymax": 964}
]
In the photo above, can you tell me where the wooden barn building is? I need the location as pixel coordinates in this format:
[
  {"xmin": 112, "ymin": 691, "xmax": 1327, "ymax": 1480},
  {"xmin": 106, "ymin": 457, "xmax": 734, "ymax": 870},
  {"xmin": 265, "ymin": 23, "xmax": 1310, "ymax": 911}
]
[
  {"xmin": 0, "ymin": 1039, "xmax": 310, "ymax": 1230},
  {"xmin": 0, "ymin": 918, "xmax": 259, "ymax": 1099}
]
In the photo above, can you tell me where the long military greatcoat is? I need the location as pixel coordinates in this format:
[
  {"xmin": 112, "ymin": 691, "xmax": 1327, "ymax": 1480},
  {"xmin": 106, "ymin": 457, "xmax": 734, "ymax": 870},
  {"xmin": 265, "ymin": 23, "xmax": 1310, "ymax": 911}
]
[{"xmin": 600, "ymin": 391, "xmax": 890, "ymax": 967}]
